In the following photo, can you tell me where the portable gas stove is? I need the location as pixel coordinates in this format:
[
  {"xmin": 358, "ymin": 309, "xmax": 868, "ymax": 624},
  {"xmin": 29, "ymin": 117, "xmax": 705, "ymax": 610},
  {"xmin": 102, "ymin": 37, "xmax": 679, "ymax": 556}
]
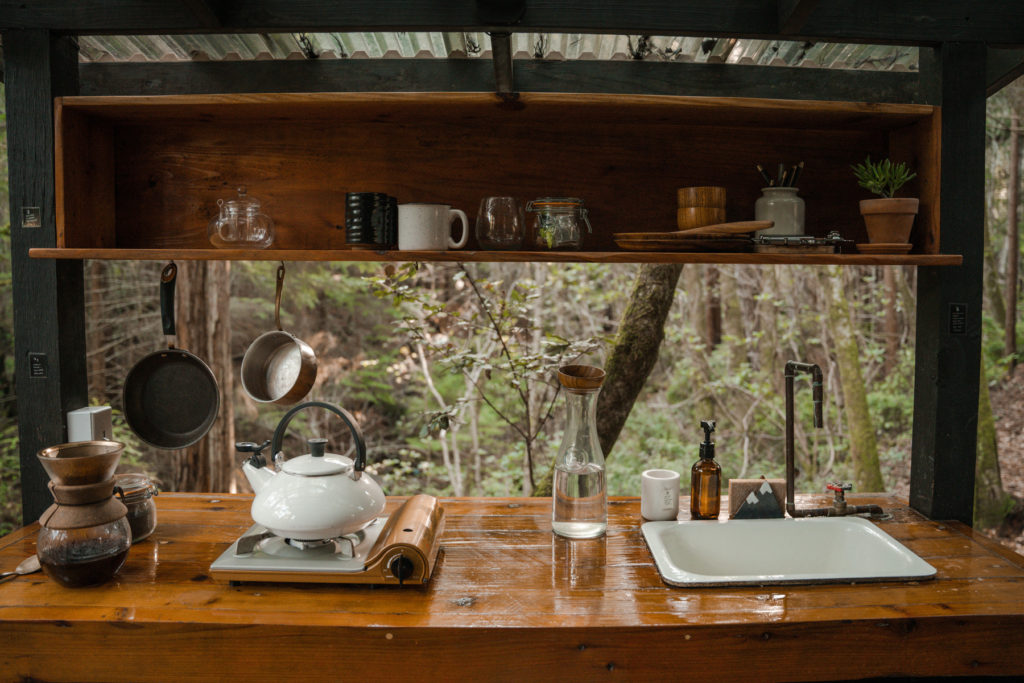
[{"xmin": 210, "ymin": 494, "xmax": 445, "ymax": 585}]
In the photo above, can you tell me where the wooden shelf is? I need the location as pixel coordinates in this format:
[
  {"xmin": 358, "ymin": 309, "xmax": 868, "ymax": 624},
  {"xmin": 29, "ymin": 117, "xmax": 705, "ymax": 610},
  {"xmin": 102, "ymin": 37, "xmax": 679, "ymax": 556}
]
[
  {"xmin": 54, "ymin": 92, "xmax": 943, "ymax": 259},
  {"xmin": 29, "ymin": 247, "xmax": 963, "ymax": 266}
]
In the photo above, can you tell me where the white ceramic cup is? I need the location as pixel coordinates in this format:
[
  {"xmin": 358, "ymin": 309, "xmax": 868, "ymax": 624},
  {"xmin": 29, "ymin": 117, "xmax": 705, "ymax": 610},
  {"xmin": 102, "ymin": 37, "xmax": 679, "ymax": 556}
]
[
  {"xmin": 641, "ymin": 469, "xmax": 681, "ymax": 521},
  {"xmin": 397, "ymin": 203, "xmax": 469, "ymax": 251}
]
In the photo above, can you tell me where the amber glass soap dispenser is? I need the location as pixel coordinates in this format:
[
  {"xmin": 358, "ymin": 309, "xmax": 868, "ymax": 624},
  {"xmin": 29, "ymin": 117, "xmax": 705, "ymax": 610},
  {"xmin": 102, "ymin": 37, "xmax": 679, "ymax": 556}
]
[{"xmin": 690, "ymin": 420, "xmax": 722, "ymax": 520}]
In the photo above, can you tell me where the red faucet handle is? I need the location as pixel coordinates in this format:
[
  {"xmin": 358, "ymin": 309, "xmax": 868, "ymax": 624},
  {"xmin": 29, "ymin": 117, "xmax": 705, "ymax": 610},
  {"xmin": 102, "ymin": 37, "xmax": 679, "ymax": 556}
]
[{"xmin": 827, "ymin": 481, "xmax": 853, "ymax": 493}]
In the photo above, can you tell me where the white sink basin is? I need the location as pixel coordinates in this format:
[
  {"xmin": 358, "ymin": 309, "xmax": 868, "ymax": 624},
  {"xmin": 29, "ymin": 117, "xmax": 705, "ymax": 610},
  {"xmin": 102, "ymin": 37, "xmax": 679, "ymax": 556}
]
[{"xmin": 641, "ymin": 516, "xmax": 936, "ymax": 587}]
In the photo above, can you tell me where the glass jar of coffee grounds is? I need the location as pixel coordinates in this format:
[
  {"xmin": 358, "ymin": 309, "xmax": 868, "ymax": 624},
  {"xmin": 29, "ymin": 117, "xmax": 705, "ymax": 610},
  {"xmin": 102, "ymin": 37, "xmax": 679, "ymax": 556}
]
[{"xmin": 115, "ymin": 473, "xmax": 159, "ymax": 543}]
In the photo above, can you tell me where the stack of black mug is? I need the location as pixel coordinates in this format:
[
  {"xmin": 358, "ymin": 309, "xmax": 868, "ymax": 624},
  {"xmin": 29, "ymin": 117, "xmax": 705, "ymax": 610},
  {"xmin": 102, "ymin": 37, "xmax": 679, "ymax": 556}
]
[{"xmin": 345, "ymin": 192, "xmax": 397, "ymax": 248}]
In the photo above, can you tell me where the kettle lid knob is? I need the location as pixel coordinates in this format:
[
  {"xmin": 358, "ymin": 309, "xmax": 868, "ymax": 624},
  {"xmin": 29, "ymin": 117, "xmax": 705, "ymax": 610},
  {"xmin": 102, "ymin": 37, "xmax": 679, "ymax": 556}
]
[{"xmin": 308, "ymin": 437, "xmax": 328, "ymax": 458}]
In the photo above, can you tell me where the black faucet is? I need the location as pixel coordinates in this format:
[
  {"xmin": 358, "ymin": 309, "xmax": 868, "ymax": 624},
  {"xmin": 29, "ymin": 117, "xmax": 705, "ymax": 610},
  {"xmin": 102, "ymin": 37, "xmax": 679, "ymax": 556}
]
[{"xmin": 784, "ymin": 361, "xmax": 884, "ymax": 518}]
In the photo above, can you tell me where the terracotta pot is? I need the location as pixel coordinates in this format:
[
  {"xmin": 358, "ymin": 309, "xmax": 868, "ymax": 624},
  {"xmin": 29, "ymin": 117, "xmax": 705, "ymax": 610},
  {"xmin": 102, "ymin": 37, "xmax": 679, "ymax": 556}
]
[{"xmin": 859, "ymin": 197, "xmax": 919, "ymax": 244}]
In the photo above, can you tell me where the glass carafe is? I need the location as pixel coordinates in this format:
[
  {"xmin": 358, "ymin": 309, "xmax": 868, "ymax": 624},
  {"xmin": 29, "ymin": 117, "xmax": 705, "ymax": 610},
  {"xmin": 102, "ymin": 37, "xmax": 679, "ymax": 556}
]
[{"xmin": 552, "ymin": 365, "xmax": 607, "ymax": 539}]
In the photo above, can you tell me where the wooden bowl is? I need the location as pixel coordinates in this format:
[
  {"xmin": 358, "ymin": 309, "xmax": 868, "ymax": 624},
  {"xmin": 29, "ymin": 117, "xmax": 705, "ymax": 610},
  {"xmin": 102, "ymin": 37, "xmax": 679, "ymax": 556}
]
[
  {"xmin": 677, "ymin": 206, "xmax": 727, "ymax": 230},
  {"xmin": 677, "ymin": 186, "xmax": 726, "ymax": 208}
]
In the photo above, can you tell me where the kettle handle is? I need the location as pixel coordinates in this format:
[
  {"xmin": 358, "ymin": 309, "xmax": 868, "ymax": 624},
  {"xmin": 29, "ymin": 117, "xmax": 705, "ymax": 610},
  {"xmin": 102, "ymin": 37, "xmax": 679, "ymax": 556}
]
[{"xmin": 270, "ymin": 401, "xmax": 368, "ymax": 477}]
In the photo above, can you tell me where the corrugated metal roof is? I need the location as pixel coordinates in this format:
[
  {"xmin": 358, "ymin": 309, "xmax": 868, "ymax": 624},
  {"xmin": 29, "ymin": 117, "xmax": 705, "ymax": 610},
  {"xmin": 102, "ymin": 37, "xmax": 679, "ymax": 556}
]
[{"xmin": 76, "ymin": 33, "xmax": 918, "ymax": 71}]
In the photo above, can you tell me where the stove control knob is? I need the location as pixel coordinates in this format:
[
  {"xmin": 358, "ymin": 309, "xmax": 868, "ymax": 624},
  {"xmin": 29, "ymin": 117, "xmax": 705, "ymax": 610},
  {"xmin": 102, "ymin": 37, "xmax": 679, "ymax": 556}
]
[{"xmin": 388, "ymin": 554, "xmax": 416, "ymax": 583}]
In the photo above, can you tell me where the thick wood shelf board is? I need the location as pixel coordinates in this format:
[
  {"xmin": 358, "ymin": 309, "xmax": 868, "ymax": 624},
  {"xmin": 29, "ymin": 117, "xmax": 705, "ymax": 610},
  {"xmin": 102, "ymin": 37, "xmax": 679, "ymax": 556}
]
[{"xmin": 29, "ymin": 247, "xmax": 963, "ymax": 266}]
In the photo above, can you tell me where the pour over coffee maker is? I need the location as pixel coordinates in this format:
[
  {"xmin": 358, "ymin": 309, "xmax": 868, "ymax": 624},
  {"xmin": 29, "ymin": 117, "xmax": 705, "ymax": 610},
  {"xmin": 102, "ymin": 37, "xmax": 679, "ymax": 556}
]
[{"xmin": 36, "ymin": 441, "xmax": 132, "ymax": 587}]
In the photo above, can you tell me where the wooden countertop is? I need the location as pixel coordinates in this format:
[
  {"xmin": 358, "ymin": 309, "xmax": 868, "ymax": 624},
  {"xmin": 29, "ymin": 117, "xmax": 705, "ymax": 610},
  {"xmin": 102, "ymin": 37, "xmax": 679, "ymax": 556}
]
[{"xmin": 1, "ymin": 493, "xmax": 1023, "ymax": 682}]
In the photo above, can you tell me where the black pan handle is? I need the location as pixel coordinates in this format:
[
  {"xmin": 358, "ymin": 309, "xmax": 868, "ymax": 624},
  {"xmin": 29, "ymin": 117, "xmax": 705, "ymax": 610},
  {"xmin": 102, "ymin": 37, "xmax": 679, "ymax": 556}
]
[
  {"xmin": 160, "ymin": 262, "xmax": 177, "ymax": 341},
  {"xmin": 274, "ymin": 262, "xmax": 285, "ymax": 332},
  {"xmin": 270, "ymin": 401, "xmax": 368, "ymax": 477}
]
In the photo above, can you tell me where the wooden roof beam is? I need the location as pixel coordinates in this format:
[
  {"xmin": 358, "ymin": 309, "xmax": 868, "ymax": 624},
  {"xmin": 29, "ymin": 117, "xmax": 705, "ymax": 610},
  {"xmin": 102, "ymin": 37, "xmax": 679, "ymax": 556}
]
[
  {"xmin": 988, "ymin": 48, "xmax": 1024, "ymax": 96},
  {"xmin": 180, "ymin": 0, "xmax": 221, "ymax": 29},
  {"xmin": 77, "ymin": 57, "xmax": 930, "ymax": 104},
  {"xmin": 2, "ymin": 1, "xmax": 1024, "ymax": 46},
  {"xmin": 778, "ymin": 0, "xmax": 819, "ymax": 35}
]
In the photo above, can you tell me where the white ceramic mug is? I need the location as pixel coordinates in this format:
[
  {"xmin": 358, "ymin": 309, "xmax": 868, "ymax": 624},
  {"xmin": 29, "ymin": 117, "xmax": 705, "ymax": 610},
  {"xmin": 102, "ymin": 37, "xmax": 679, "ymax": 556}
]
[
  {"xmin": 641, "ymin": 469, "xmax": 680, "ymax": 521},
  {"xmin": 397, "ymin": 203, "xmax": 469, "ymax": 251}
]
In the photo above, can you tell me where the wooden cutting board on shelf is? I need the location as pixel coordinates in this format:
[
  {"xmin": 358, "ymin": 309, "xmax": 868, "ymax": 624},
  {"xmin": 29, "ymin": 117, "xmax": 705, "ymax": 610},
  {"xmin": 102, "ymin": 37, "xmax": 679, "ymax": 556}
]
[
  {"xmin": 614, "ymin": 237, "xmax": 754, "ymax": 252},
  {"xmin": 614, "ymin": 220, "xmax": 772, "ymax": 240}
]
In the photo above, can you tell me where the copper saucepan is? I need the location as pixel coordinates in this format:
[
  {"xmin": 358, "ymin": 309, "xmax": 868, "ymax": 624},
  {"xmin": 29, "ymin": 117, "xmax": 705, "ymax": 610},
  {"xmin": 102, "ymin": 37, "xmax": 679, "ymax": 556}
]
[{"xmin": 240, "ymin": 263, "xmax": 317, "ymax": 404}]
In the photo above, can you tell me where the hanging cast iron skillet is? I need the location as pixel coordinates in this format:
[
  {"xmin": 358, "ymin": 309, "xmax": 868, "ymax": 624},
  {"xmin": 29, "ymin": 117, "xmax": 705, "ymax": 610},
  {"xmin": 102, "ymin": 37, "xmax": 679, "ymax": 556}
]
[{"xmin": 123, "ymin": 263, "xmax": 220, "ymax": 449}]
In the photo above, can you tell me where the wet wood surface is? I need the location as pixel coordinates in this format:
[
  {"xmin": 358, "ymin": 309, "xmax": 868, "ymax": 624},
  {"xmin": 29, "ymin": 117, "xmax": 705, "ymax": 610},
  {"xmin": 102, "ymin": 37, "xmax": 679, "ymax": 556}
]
[{"xmin": 1, "ymin": 494, "xmax": 1022, "ymax": 681}]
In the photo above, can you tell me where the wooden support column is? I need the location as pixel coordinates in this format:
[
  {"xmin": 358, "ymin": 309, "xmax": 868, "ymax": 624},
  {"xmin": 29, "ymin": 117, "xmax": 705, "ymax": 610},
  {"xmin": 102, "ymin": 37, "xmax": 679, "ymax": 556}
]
[
  {"xmin": 3, "ymin": 30, "xmax": 87, "ymax": 523},
  {"xmin": 488, "ymin": 32, "xmax": 516, "ymax": 102},
  {"xmin": 911, "ymin": 43, "xmax": 987, "ymax": 525}
]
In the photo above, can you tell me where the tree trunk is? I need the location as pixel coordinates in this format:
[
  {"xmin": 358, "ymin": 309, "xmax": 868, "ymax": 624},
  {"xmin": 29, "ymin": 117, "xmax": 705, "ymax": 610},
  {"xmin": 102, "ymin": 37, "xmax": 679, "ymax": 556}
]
[
  {"xmin": 720, "ymin": 266, "xmax": 746, "ymax": 365},
  {"xmin": 596, "ymin": 263, "xmax": 683, "ymax": 457},
  {"xmin": 985, "ymin": 185, "xmax": 1007, "ymax": 330},
  {"xmin": 172, "ymin": 260, "xmax": 234, "ymax": 492},
  {"xmin": 826, "ymin": 270, "xmax": 885, "ymax": 491},
  {"xmin": 1005, "ymin": 111, "xmax": 1020, "ymax": 367},
  {"xmin": 882, "ymin": 267, "xmax": 900, "ymax": 378},
  {"xmin": 85, "ymin": 260, "xmax": 107, "ymax": 399},
  {"xmin": 704, "ymin": 265, "xmax": 721, "ymax": 348},
  {"xmin": 975, "ymin": 354, "xmax": 1013, "ymax": 528}
]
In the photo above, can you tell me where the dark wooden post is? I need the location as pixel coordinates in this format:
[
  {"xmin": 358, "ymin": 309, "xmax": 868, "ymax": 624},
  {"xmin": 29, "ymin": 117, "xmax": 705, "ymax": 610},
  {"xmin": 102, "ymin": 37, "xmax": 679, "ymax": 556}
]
[
  {"xmin": 911, "ymin": 43, "xmax": 987, "ymax": 525},
  {"xmin": 3, "ymin": 30, "xmax": 87, "ymax": 523}
]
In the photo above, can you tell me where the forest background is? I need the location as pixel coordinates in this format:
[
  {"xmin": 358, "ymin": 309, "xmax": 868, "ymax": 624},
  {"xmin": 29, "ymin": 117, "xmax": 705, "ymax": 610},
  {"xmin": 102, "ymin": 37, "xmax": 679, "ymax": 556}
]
[{"xmin": 1, "ymin": 80, "xmax": 1024, "ymax": 545}]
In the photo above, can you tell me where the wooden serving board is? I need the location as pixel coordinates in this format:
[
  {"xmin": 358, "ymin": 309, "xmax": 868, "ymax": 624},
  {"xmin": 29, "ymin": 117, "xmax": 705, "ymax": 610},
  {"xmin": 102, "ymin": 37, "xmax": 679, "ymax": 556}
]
[
  {"xmin": 615, "ymin": 237, "xmax": 754, "ymax": 252},
  {"xmin": 614, "ymin": 220, "xmax": 772, "ymax": 240}
]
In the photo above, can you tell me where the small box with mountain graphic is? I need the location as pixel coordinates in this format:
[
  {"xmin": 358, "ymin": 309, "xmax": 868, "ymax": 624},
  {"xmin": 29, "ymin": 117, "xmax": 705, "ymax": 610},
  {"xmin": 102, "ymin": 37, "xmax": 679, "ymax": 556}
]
[{"xmin": 728, "ymin": 478, "xmax": 786, "ymax": 519}]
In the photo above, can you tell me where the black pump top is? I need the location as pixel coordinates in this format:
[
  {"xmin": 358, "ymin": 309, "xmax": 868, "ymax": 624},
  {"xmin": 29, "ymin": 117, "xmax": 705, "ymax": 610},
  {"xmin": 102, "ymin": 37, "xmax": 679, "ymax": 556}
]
[{"xmin": 700, "ymin": 420, "xmax": 716, "ymax": 460}]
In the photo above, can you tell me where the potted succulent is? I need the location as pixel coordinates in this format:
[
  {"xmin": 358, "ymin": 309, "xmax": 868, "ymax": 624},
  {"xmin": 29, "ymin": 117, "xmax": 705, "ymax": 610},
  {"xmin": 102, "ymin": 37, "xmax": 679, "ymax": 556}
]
[{"xmin": 851, "ymin": 156, "xmax": 918, "ymax": 244}]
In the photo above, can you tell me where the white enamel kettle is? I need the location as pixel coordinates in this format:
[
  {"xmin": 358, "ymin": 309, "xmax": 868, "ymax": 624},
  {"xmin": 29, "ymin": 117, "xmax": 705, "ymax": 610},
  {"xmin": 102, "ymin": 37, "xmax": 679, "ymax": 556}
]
[{"xmin": 239, "ymin": 401, "xmax": 385, "ymax": 540}]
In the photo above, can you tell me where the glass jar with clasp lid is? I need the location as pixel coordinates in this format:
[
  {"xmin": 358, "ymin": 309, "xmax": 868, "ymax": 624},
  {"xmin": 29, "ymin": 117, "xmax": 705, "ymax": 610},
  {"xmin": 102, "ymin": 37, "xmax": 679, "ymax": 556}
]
[
  {"xmin": 114, "ymin": 473, "xmax": 159, "ymax": 543},
  {"xmin": 526, "ymin": 197, "xmax": 591, "ymax": 250}
]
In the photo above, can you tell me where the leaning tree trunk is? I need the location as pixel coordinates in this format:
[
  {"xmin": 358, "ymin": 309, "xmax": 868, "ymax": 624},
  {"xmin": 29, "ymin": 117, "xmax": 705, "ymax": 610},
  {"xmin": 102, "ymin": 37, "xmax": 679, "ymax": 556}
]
[
  {"xmin": 596, "ymin": 263, "xmax": 684, "ymax": 457},
  {"xmin": 172, "ymin": 260, "xmax": 234, "ymax": 492},
  {"xmin": 532, "ymin": 263, "xmax": 683, "ymax": 497},
  {"xmin": 975, "ymin": 354, "xmax": 1013, "ymax": 528},
  {"xmin": 826, "ymin": 270, "xmax": 885, "ymax": 491}
]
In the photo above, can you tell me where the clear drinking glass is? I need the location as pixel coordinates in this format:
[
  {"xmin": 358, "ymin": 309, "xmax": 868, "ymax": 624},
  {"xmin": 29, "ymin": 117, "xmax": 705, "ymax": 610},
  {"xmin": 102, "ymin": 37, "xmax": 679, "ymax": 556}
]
[{"xmin": 475, "ymin": 196, "xmax": 525, "ymax": 249}]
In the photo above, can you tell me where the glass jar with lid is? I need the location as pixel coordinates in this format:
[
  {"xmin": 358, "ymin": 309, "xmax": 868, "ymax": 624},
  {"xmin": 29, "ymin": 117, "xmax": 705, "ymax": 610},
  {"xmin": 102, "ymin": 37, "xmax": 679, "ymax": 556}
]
[
  {"xmin": 526, "ymin": 197, "xmax": 591, "ymax": 250},
  {"xmin": 114, "ymin": 473, "xmax": 159, "ymax": 543},
  {"xmin": 208, "ymin": 186, "xmax": 275, "ymax": 248}
]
